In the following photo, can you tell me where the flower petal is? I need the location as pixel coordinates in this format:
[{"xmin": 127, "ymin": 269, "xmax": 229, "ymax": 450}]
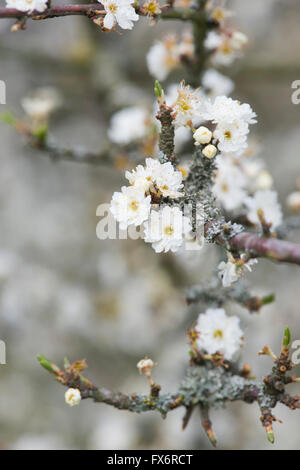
[{"xmin": 103, "ymin": 12, "xmax": 116, "ymax": 29}]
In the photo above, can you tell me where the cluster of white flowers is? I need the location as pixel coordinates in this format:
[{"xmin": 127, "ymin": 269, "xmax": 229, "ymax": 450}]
[
  {"xmin": 108, "ymin": 107, "xmax": 151, "ymax": 145},
  {"xmin": 65, "ymin": 388, "xmax": 81, "ymax": 407},
  {"xmin": 125, "ymin": 158, "xmax": 184, "ymax": 198},
  {"xmin": 212, "ymin": 152, "xmax": 279, "ymax": 230},
  {"xmin": 202, "ymin": 69, "xmax": 234, "ymax": 99},
  {"xmin": 195, "ymin": 308, "xmax": 243, "ymax": 360},
  {"xmin": 107, "ymin": 90, "xmax": 194, "ymax": 152},
  {"xmin": 218, "ymin": 253, "xmax": 258, "ymax": 288},
  {"xmin": 201, "ymin": 96, "xmax": 257, "ymax": 154},
  {"xmin": 166, "ymin": 86, "xmax": 256, "ymax": 158},
  {"xmin": 147, "ymin": 32, "xmax": 194, "ymax": 82},
  {"xmin": 212, "ymin": 143, "xmax": 274, "ymax": 212},
  {"xmin": 245, "ymin": 189, "xmax": 282, "ymax": 231},
  {"xmin": 108, "ymin": 86, "xmax": 255, "ymax": 163},
  {"xmin": 213, "ymin": 156, "xmax": 247, "ymax": 211},
  {"xmin": 6, "ymin": 0, "xmax": 47, "ymax": 13},
  {"xmin": 241, "ymin": 157, "xmax": 274, "ymax": 193},
  {"xmin": 204, "ymin": 30, "xmax": 248, "ymax": 66},
  {"xmin": 110, "ymin": 158, "xmax": 192, "ymax": 252},
  {"xmin": 101, "ymin": 0, "xmax": 139, "ymax": 30}
]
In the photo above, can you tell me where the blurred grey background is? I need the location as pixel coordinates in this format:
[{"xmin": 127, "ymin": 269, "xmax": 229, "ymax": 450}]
[{"xmin": 0, "ymin": 0, "xmax": 300, "ymax": 450}]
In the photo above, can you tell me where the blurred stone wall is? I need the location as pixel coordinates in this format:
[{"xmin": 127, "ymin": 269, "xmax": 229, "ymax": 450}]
[{"xmin": 0, "ymin": 0, "xmax": 299, "ymax": 450}]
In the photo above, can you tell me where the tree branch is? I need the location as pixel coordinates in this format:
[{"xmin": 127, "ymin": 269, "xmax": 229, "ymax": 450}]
[
  {"xmin": 216, "ymin": 229, "xmax": 300, "ymax": 266},
  {"xmin": 187, "ymin": 278, "xmax": 275, "ymax": 313},
  {"xmin": 0, "ymin": 4, "xmax": 185, "ymax": 22},
  {"xmin": 37, "ymin": 328, "xmax": 300, "ymax": 445}
]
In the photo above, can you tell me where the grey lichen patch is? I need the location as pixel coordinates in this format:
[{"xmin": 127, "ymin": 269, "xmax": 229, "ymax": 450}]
[
  {"xmin": 158, "ymin": 150, "xmax": 170, "ymax": 164},
  {"xmin": 178, "ymin": 365, "xmax": 260, "ymax": 409},
  {"xmin": 187, "ymin": 277, "xmax": 271, "ymax": 313},
  {"xmin": 184, "ymin": 148, "xmax": 244, "ymax": 244}
]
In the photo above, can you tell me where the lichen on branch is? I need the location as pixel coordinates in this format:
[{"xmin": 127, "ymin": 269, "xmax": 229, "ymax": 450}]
[{"xmin": 38, "ymin": 327, "xmax": 300, "ymax": 446}]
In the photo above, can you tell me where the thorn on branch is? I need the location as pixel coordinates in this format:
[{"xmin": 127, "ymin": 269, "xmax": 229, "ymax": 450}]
[
  {"xmin": 182, "ymin": 406, "xmax": 194, "ymax": 430},
  {"xmin": 199, "ymin": 405, "xmax": 217, "ymax": 448},
  {"xmin": 11, "ymin": 16, "xmax": 27, "ymax": 32}
]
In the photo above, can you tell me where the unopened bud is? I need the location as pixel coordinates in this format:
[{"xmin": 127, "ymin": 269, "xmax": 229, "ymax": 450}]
[
  {"xmin": 287, "ymin": 191, "xmax": 300, "ymax": 212},
  {"xmin": 256, "ymin": 170, "xmax": 273, "ymax": 190},
  {"xmin": 202, "ymin": 144, "xmax": 217, "ymax": 159},
  {"xmin": 193, "ymin": 126, "xmax": 212, "ymax": 146},
  {"xmin": 65, "ymin": 388, "xmax": 81, "ymax": 407}
]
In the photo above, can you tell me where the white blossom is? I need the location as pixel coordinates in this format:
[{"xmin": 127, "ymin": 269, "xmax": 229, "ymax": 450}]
[
  {"xmin": 155, "ymin": 161, "xmax": 184, "ymax": 198},
  {"xmin": 21, "ymin": 87, "xmax": 62, "ymax": 121},
  {"xmin": 213, "ymin": 120, "xmax": 249, "ymax": 153},
  {"xmin": 125, "ymin": 162, "xmax": 156, "ymax": 192},
  {"xmin": 204, "ymin": 30, "xmax": 248, "ymax": 67},
  {"xmin": 200, "ymin": 96, "xmax": 256, "ymax": 155},
  {"xmin": 218, "ymin": 259, "xmax": 238, "ymax": 287},
  {"xmin": 108, "ymin": 107, "xmax": 150, "ymax": 145},
  {"xmin": 143, "ymin": 206, "xmax": 191, "ymax": 253},
  {"xmin": 172, "ymin": 82, "xmax": 203, "ymax": 128},
  {"xmin": 110, "ymin": 186, "xmax": 151, "ymax": 229},
  {"xmin": 102, "ymin": 0, "xmax": 139, "ymax": 30},
  {"xmin": 204, "ymin": 31, "xmax": 223, "ymax": 50},
  {"xmin": 202, "ymin": 96, "xmax": 257, "ymax": 126},
  {"xmin": 230, "ymin": 31, "xmax": 248, "ymax": 50},
  {"xmin": 213, "ymin": 156, "xmax": 247, "ymax": 211},
  {"xmin": 245, "ymin": 190, "xmax": 282, "ymax": 230},
  {"xmin": 202, "ymin": 69, "xmax": 234, "ymax": 99},
  {"xmin": 6, "ymin": 0, "xmax": 47, "ymax": 13},
  {"xmin": 137, "ymin": 358, "xmax": 154, "ymax": 375},
  {"xmin": 125, "ymin": 158, "xmax": 184, "ymax": 198},
  {"xmin": 195, "ymin": 308, "xmax": 243, "ymax": 360},
  {"xmin": 178, "ymin": 30, "xmax": 195, "ymax": 57},
  {"xmin": 146, "ymin": 36, "xmax": 179, "ymax": 81},
  {"xmin": 209, "ymin": 5, "xmax": 233, "ymax": 24},
  {"xmin": 147, "ymin": 32, "xmax": 194, "ymax": 81},
  {"xmin": 65, "ymin": 388, "xmax": 81, "ymax": 407},
  {"xmin": 218, "ymin": 254, "xmax": 258, "ymax": 288},
  {"xmin": 212, "ymin": 37, "xmax": 237, "ymax": 67}
]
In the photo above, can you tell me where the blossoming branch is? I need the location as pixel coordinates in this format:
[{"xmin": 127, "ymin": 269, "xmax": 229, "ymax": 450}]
[{"xmin": 2, "ymin": 0, "xmax": 300, "ymax": 447}]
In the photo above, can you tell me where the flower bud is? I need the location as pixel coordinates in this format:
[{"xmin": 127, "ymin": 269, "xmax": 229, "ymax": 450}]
[
  {"xmin": 287, "ymin": 191, "xmax": 300, "ymax": 212},
  {"xmin": 256, "ymin": 170, "xmax": 273, "ymax": 190},
  {"xmin": 137, "ymin": 358, "xmax": 154, "ymax": 376},
  {"xmin": 202, "ymin": 144, "xmax": 217, "ymax": 159},
  {"xmin": 193, "ymin": 126, "xmax": 212, "ymax": 146},
  {"xmin": 231, "ymin": 31, "xmax": 248, "ymax": 49},
  {"xmin": 65, "ymin": 388, "xmax": 81, "ymax": 407}
]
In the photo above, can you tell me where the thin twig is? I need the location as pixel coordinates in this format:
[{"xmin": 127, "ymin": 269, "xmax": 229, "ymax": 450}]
[
  {"xmin": 37, "ymin": 328, "xmax": 300, "ymax": 446},
  {"xmin": 0, "ymin": 4, "xmax": 182, "ymax": 21}
]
